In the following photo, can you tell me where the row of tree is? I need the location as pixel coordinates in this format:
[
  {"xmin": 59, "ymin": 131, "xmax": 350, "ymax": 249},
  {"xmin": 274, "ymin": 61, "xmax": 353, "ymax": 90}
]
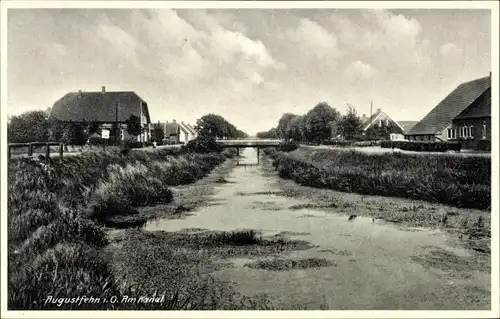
[
  {"xmin": 7, "ymin": 110, "xmax": 247, "ymax": 145},
  {"xmin": 7, "ymin": 109, "xmax": 143, "ymax": 145},
  {"xmin": 256, "ymin": 103, "xmax": 404, "ymax": 143}
]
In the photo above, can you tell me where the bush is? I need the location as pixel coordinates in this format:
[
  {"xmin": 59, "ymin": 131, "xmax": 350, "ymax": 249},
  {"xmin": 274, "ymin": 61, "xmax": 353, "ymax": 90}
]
[
  {"xmin": 123, "ymin": 140, "xmax": 144, "ymax": 149},
  {"xmin": 184, "ymin": 135, "xmax": 222, "ymax": 154},
  {"xmin": 477, "ymin": 140, "xmax": 491, "ymax": 152},
  {"xmin": 271, "ymin": 148, "xmax": 490, "ymax": 210},
  {"xmin": 277, "ymin": 141, "xmax": 298, "ymax": 152},
  {"xmin": 321, "ymin": 140, "xmax": 381, "ymax": 147},
  {"xmin": 381, "ymin": 140, "xmax": 462, "ymax": 152},
  {"xmin": 8, "ymin": 147, "xmax": 228, "ymax": 309}
]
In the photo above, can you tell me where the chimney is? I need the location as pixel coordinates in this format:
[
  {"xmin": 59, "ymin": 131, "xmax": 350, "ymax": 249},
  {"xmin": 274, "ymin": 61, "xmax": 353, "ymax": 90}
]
[
  {"xmin": 377, "ymin": 108, "xmax": 381, "ymax": 113},
  {"xmin": 77, "ymin": 90, "xmax": 83, "ymax": 98},
  {"xmin": 173, "ymin": 119, "xmax": 176, "ymax": 123},
  {"xmin": 101, "ymin": 86, "xmax": 105, "ymax": 93},
  {"xmin": 489, "ymin": 72, "xmax": 492, "ymax": 77}
]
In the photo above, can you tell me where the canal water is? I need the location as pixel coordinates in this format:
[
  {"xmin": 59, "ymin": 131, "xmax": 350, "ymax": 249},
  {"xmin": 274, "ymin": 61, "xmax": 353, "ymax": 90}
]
[{"xmin": 144, "ymin": 148, "xmax": 490, "ymax": 310}]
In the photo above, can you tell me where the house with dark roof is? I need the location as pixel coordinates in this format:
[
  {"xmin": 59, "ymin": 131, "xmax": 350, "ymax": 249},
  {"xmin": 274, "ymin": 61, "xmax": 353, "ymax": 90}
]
[
  {"xmin": 49, "ymin": 86, "xmax": 151, "ymax": 142},
  {"xmin": 397, "ymin": 121, "xmax": 419, "ymax": 134},
  {"xmin": 405, "ymin": 74, "xmax": 491, "ymax": 147},
  {"xmin": 164, "ymin": 121, "xmax": 181, "ymax": 144}
]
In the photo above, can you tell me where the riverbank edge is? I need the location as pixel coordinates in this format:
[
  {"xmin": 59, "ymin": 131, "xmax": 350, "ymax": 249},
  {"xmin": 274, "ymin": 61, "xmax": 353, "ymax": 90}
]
[{"xmin": 259, "ymin": 152, "xmax": 491, "ymax": 255}]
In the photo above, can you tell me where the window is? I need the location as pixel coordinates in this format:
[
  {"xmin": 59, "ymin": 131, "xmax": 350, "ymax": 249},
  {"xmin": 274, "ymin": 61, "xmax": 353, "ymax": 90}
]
[
  {"xmin": 482, "ymin": 124, "xmax": 486, "ymax": 139},
  {"xmin": 460, "ymin": 126, "xmax": 467, "ymax": 138},
  {"xmin": 448, "ymin": 128, "xmax": 457, "ymax": 139},
  {"xmin": 470, "ymin": 126, "xmax": 474, "ymax": 138}
]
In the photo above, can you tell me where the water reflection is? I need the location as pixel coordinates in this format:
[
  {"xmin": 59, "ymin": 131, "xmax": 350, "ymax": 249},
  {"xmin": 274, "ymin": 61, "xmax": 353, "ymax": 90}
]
[
  {"xmin": 142, "ymin": 148, "xmax": 490, "ymax": 310},
  {"xmin": 236, "ymin": 147, "xmax": 260, "ymax": 166}
]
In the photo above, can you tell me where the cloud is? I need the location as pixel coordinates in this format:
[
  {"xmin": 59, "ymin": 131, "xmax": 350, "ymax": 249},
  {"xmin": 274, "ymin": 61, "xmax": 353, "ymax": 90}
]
[
  {"xmin": 127, "ymin": 9, "xmax": 282, "ymax": 89},
  {"xmin": 330, "ymin": 9, "xmax": 430, "ymax": 69},
  {"xmin": 440, "ymin": 42, "xmax": 463, "ymax": 58},
  {"xmin": 344, "ymin": 60, "xmax": 376, "ymax": 82},
  {"xmin": 286, "ymin": 18, "xmax": 342, "ymax": 67}
]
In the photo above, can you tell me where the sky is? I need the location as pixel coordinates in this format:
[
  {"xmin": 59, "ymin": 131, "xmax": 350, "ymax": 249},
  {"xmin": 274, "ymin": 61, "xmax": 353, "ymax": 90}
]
[{"xmin": 7, "ymin": 8, "xmax": 491, "ymax": 135}]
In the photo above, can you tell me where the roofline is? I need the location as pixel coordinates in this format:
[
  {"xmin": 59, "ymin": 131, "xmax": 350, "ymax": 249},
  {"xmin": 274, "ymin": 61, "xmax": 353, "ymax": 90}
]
[
  {"xmin": 362, "ymin": 111, "xmax": 404, "ymax": 131},
  {"xmin": 406, "ymin": 76, "xmax": 491, "ymax": 135},
  {"xmin": 453, "ymin": 115, "xmax": 491, "ymax": 120},
  {"xmin": 362, "ymin": 111, "xmax": 384, "ymax": 130},
  {"xmin": 179, "ymin": 125, "xmax": 190, "ymax": 134}
]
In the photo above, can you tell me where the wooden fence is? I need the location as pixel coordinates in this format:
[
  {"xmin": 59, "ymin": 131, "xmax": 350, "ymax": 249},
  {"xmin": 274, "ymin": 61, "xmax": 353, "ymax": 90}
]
[{"xmin": 8, "ymin": 142, "xmax": 65, "ymax": 160}]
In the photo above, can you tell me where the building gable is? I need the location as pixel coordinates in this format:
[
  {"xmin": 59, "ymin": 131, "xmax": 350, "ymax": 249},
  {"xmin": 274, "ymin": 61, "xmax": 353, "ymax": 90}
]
[{"xmin": 406, "ymin": 75, "xmax": 491, "ymax": 135}]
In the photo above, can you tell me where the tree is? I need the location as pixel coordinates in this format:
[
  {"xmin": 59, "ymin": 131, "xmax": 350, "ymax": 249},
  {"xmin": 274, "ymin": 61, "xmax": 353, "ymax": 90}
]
[
  {"xmin": 195, "ymin": 113, "xmax": 246, "ymax": 140},
  {"xmin": 304, "ymin": 102, "xmax": 341, "ymax": 144},
  {"xmin": 285, "ymin": 116, "xmax": 303, "ymax": 142},
  {"xmin": 338, "ymin": 105, "xmax": 363, "ymax": 140},
  {"xmin": 125, "ymin": 114, "xmax": 142, "ymax": 137},
  {"xmin": 256, "ymin": 127, "xmax": 278, "ymax": 139},
  {"xmin": 365, "ymin": 121, "xmax": 403, "ymax": 140},
  {"xmin": 151, "ymin": 123, "xmax": 165, "ymax": 142},
  {"xmin": 276, "ymin": 113, "xmax": 298, "ymax": 139},
  {"xmin": 7, "ymin": 110, "xmax": 50, "ymax": 143},
  {"xmin": 236, "ymin": 129, "xmax": 248, "ymax": 139}
]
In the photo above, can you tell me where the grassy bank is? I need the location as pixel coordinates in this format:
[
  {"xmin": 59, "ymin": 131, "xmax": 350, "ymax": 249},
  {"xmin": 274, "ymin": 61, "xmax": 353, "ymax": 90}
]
[
  {"xmin": 259, "ymin": 154, "xmax": 490, "ymax": 254},
  {"xmin": 265, "ymin": 147, "xmax": 490, "ymax": 210},
  {"xmin": 8, "ymin": 147, "xmax": 234, "ymax": 309},
  {"xmin": 107, "ymin": 228, "xmax": 315, "ymax": 309}
]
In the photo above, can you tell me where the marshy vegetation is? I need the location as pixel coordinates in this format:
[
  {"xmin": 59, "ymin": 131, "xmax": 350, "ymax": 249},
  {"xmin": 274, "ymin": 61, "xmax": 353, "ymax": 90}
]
[
  {"xmin": 108, "ymin": 229, "xmax": 315, "ymax": 309},
  {"xmin": 265, "ymin": 147, "xmax": 490, "ymax": 210},
  {"xmin": 7, "ymin": 147, "xmax": 234, "ymax": 309}
]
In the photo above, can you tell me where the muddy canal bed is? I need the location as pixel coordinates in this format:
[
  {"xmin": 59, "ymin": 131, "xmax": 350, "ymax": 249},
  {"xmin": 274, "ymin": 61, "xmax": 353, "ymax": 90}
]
[{"xmin": 109, "ymin": 148, "xmax": 490, "ymax": 310}]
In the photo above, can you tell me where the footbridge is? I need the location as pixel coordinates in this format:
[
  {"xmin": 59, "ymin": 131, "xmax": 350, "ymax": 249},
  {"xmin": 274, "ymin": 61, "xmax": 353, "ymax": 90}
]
[{"xmin": 217, "ymin": 139, "xmax": 282, "ymax": 163}]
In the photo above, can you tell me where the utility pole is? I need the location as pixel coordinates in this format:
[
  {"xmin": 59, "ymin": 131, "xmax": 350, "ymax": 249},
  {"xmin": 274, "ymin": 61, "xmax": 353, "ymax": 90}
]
[
  {"xmin": 115, "ymin": 102, "xmax": 119, "ymax": 140},
  {"xmin": 370, "ymin": 100, "xmax": 373, "ymax": 122}
]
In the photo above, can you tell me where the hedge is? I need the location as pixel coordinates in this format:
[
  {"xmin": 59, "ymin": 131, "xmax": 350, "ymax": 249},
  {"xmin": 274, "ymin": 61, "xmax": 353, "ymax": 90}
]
[
  {"xmin": 381, "ymin": 140, "xmax": 462, "ymax": 152},
  {"xmin": 269, "ymin": 148, "xmax": 490, "ymax": 210},
  {"xmin": 321, "ymin": 140, "xmax": 381, "ymax": 147}
]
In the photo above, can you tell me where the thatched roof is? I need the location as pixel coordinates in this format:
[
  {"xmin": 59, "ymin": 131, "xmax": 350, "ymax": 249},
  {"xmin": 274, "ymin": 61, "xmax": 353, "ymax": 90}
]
[{"xmin": 50, "ymin": 91, "xmax": 151, "ymax": 123}]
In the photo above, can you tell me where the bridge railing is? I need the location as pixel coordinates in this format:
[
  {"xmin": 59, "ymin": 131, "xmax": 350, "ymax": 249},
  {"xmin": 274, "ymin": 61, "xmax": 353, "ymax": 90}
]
[
  {"xmin": 217, "ymin": 139, "xmax": 282, "ymax": 146},
  {"xmin": 8, "ymin": 142, "xmax": 65, "ymax": 160}
]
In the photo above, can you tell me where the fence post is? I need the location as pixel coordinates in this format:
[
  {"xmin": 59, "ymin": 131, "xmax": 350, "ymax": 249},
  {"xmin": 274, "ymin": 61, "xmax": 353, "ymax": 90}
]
[
  {"xmin": 28, "ymin": 143, "xmax": 33, "ymax": 157},
  {"xmin": 45, "ymin": 143, "xmax": 50, "ymax": 159},
  {"xmin": 59, "ymin": 143, "xmax": 64, "ymax": 158}
]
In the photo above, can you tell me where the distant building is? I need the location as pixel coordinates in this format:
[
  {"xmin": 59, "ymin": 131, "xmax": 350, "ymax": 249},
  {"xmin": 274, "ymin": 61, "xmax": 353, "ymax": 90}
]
[
  {"xmin": 179, "ymin": 121, "xmax": 196, "ymax": 144},
  {"xmin": 397, "ymin": 121, "xmax": 419, "ymax": 134},
  {"xmin": 360, "ymin": 108, "xmax": 405, "ymax": 133},
  {"xmin": 405, "ymin": 74, "xmax": 491, "ymax": 147},
  {"xmin": 186, "ymin": 123, "xmax": 198, "ymax": 139},
  {"xmin": 155, "ymin": 120, "xmax": 197, "ymax": 144},
  {"xmin": 49, "ymin": 86, "xmax": 151, "ymax": 142},
  {"xmin": 356, "ymin": 109, "xmax": 405, "ymax": 141},
  {"xmin": 164, "ymin": 120, "xmax": 181, "ymax": 144}
]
